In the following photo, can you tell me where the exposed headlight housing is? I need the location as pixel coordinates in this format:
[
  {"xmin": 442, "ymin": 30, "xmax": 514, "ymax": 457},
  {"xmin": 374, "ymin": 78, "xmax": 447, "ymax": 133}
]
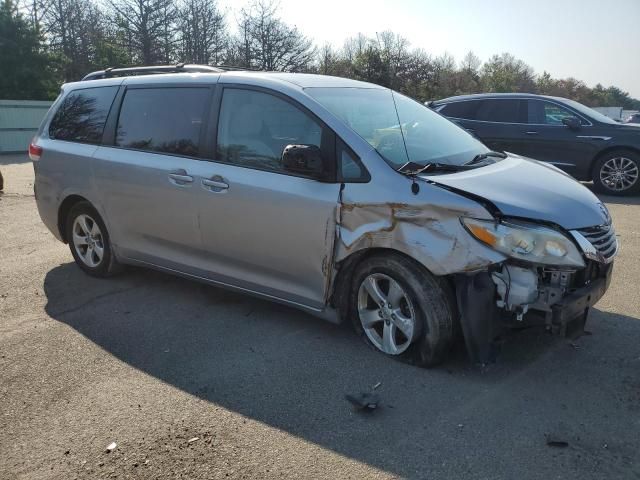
[{"xmin": 462, "ymin": 218, "xmax": 585, "ymax": 267}]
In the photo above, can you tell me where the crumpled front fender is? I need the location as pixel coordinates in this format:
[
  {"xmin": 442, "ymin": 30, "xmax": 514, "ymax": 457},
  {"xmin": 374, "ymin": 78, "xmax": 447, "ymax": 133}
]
[{"xmin": 335, "ymin": 182, "xmax": 506, "ymax": 276}]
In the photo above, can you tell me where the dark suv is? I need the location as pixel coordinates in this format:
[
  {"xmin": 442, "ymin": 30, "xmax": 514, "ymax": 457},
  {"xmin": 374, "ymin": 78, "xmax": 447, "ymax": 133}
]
[{"xmin": 431, "ymin": 93, "xmax": 640, "ymax": 195}]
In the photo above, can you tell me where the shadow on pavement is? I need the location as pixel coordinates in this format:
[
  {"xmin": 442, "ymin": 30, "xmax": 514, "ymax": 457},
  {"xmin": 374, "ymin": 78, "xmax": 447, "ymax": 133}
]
[
  {"xmin": 0, "ymin": 153, "xmax": 29, "ymax": 165},
  {"xmin": 43, "ymin": 262, "xmax": 640, "ymax": 478}
]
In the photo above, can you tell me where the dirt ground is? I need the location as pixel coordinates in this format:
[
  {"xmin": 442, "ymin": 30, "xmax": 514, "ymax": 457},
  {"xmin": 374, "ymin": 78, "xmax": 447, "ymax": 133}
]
[{"xmin": 1, "ymin": 154, "xmax": 639, "ymax": 479}]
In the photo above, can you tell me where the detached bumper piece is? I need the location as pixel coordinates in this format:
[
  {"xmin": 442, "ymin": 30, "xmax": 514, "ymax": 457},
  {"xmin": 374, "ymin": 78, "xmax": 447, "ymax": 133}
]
[
  {"xmin": 455, "ymin": 263, "xmax": 613, "ymax": 365},
  {"xmin": 455, "ymin": 272, "xmax": 502, "ymax": 365},
  {"xmin": 550, "ymin": 272, "xmax": 611, "ymax": 338}
]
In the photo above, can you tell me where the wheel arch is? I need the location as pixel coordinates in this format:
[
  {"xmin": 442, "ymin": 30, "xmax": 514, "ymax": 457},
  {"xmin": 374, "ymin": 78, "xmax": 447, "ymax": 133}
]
[
  {"xmin": 57, "ymin": 194, "xmax": 90, "ymax": 243},
  {"xmin": 329, "ymin": 247, "xmax": 455, "ymax": 321}
]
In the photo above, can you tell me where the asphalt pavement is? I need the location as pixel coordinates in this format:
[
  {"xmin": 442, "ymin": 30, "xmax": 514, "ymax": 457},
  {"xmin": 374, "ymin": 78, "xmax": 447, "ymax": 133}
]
[{"xmin": 1, "ymin": 153, "xmax": 639, "ymax": 479}]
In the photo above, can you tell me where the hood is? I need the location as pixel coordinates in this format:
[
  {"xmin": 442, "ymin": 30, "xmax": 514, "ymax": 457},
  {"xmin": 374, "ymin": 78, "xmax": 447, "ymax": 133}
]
[
  {"xmin": 616, "ymin": 123, "xmax": 640, "ymax": 131},
  {"xmin": 422, "ymin": 155, "xmax": 609, "ymax": 229}
]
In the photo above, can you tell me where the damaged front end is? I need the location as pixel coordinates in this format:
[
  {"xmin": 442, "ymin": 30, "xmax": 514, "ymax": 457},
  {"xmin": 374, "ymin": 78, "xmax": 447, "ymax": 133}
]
[
  {"xmin": 331, "ymin": 167, "xmax": 617, "ymax": 365},
  {"xmin": 455, "ymin": 220, "xmax": 617, "ymax": 364}
]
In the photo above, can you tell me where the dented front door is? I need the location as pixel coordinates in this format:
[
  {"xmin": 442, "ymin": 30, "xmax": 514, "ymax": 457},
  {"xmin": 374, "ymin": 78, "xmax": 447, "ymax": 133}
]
[{"xmin": 197, "ymin": 163, "xmax": 340, "ymax": 310}]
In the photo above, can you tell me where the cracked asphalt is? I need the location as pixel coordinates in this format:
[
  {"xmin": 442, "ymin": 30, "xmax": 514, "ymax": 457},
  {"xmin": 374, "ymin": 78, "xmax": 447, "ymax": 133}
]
[{"xmin": 1, "ymin": 154, "xmax": 639, "ymax": 479}]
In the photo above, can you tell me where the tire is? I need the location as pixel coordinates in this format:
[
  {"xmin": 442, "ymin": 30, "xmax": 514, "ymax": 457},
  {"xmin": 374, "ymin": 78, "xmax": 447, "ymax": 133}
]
[
  {"xmin": 65, "ymin": 201, "xmax": 121, "ymax": 277},
  {"xmin": 348, "ymin": 253, "xmax": 456, "ymax": 367},
  {"xmin": 592, "ymin": 149, "xmax": 640, "ymax": 196}
]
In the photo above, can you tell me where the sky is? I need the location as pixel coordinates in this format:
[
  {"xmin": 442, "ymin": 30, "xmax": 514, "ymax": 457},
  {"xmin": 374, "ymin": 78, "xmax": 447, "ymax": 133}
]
[{"xmin": 220, "ymin": 0, "xmax": 640, "ymax": 98}]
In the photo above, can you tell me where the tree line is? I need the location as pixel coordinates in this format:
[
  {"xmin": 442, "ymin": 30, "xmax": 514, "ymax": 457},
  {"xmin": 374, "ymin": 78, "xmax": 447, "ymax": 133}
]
[{"xmin": 1, "ymin": 0, "xmax": 639, "ymax": 110}]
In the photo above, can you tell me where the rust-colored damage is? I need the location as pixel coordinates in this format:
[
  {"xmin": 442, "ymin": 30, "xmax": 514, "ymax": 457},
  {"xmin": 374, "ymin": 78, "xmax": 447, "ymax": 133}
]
[{"xmin": 335, "ymin": 200, "xmax": 504, "ymax": 276}]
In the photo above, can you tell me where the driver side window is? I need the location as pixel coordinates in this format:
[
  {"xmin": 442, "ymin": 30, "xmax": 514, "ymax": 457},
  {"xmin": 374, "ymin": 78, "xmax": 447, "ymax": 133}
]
[
  {"xmin": 528, "ymin": 100, "xmax": 581, "ymax": 125},
  {"xmin": 216, "ymin": 88, "xmax": 323, "ymax": 175}
]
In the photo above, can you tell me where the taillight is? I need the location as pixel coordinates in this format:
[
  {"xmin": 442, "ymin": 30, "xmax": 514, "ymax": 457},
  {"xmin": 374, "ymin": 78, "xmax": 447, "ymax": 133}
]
[{"xmin": 29, "ymin": 141, "xmax": 42, "ymax": 161}]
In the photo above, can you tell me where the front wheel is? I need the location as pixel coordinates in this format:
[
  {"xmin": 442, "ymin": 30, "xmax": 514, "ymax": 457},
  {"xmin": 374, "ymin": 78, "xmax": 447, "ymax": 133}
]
[
  {"xmin": 349, "ymin": 254, "xmax": 456, "ymax": 367},
  {"xmin": 592, "ymin": 150, "xmax": 640, "ymax": 195}
]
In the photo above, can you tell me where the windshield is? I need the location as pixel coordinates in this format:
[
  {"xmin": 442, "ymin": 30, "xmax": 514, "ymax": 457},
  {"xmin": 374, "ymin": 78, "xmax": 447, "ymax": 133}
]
[
  {"xmin": 305, "ymin": 87, "xmax": 488, "ymax": 169},
  {"xmin": 561, "ymin": 98, "xmax": 618, "ymax": 125}
]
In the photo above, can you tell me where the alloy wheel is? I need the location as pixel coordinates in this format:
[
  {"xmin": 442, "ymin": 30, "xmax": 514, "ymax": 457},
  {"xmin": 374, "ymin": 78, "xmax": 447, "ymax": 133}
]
[
  {"xmin": 72, "ymin": 214, "xmax": 104, "ymax": 268},
  {"xmin": 600, "ymin": 156, "xmax": 639, "ymax": 192},
  {"xmin": 357, "ymin": 273, "xmax": 417, "ymax": 355}
]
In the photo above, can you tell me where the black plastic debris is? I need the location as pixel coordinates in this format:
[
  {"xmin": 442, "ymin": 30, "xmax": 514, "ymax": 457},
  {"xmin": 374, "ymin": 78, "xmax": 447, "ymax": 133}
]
[
  {"xmin": 345, "ymin": 392, "xmax": 380, "ymax": 411},
  {"xmin": 545, "ymin": 435, "xmax": 569, "ymax": 448}
]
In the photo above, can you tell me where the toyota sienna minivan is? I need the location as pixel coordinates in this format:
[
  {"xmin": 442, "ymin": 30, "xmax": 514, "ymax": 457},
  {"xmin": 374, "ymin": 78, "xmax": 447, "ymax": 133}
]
[{"xmin": 31, "ymin": 65, "xmax": 618, "ymax": 366}]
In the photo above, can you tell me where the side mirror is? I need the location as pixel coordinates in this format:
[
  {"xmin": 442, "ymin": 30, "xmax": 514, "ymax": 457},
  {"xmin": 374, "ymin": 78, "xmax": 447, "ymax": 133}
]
[
  {"xmin": 282, "ymin": 144, "xmax": 325, "ymax": 179},
  {"xmin": 562, "ymin": 116, "xmax": 581, "ymax": 130}
]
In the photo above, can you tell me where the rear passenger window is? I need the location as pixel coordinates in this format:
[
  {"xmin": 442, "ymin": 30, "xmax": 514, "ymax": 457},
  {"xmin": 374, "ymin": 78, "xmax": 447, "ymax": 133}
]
[
  {"xmin": 216, "ymin": 88, "xmax": 324, "ymax": 174},
  {"xmin": 116, "ymin": 88, "xmax": 209, "ymax": 157},
  {"xmin": 476, "ymin": 99, "xmax": 525, "ymax": 123},
  {"xmin": 439, "ymin": 100, "xmax": 481, "ymax": 120},
  {"xmin": 49, "ymin": 86, "xmax": 118, "ymax": 144}
]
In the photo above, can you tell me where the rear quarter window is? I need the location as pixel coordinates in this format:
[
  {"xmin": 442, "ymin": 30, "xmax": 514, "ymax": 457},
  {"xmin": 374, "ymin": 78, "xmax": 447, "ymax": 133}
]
[
  {"xmin": 439, "ymin": 100, "xmax": 481, "ymax": 120},
  {"xmin": 49, "ymin": 86, "xmax": 118, "ymax": 144}
]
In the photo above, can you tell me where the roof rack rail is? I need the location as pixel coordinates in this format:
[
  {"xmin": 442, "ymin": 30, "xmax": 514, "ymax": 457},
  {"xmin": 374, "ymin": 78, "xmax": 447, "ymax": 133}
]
[
  {"xmin": 213, "ymin": 64, "xmax": 264, "ymax": 72},
  {"xmin": 81, "ymin": 64, "xmax": 224, "ymax": 81}
]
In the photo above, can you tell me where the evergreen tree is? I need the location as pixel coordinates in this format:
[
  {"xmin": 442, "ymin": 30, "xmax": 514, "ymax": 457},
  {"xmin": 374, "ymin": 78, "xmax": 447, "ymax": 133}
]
[{"xmin": 0, "ymin": 0, "xmax": 59, "ymax": 99}]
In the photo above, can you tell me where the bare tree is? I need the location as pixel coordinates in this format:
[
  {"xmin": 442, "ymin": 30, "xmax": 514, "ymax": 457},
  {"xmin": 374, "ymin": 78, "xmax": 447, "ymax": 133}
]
[
  {"xmin": 178, "ymin": 0, "xmax": 227, "ymax": 64},
  {"xmin": 33, "ymin": 0, "xmax": 108, "ymax": 80},
  {"xmin": 376, "ymin": 30, "xmax": 411, "ymax": 89},
  {"xmin": 108, "ymin": 0, "xmax": 176, "ymax": 65},
  {"xmin": 342, "ymin": 33, "xmax": 368, "ymax": 64},
  {"xmin": 234, "ymin": 0, "xmax": 315, "ymax": 71},
  {"xmin": 460, "ymin": 51, "xmax": 481, "ymax": 74}
]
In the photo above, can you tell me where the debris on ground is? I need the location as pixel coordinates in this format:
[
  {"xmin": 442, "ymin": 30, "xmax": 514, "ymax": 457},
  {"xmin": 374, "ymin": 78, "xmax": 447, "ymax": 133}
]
[
  {"xmin": 345, "ymin": 392, "xmax": 380, "ymax": 411},
  {"xmin": 106, "ymin": 442, "xmax": 117, "ymax": 453},
  {"xmin": 545, "ymin": 435, "xmax": 569, "ymax": 448},
  {"xmin": 187, "ymin": 437, "xmax": 199, "ymax": 444}
]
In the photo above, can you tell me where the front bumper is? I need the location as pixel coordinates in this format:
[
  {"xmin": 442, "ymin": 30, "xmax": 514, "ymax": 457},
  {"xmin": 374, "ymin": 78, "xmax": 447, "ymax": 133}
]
[
  {"xmin": 455, "ymin": 261, "xmax": 614, "ymax": 364},
  {"xmin": 548, "ymin": 264, "xmax": 612, "ymax": 337}
]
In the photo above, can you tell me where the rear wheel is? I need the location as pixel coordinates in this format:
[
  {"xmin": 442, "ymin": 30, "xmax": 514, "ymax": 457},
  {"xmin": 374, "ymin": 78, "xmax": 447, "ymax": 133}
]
[
  {"xmin": 349, "ymin": 253, "xmax": 456, "ymax": 367},
  {"xmin": 65, "ymin": 201, "xmax": 121, "ymax": 277},
  {"xmin": 592, "ymin": 150, "xmax": 640, "ymax": 195}
]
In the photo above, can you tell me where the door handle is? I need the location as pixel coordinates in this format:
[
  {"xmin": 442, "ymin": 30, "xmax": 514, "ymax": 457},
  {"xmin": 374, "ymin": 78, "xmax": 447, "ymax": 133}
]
[
  {"xmin": 202, "ymin": 177, "xmax": 229, "ymax": 191},
  {"xmin": 525, "ymin": 131, "xmax": 538, "ymax": 135},
  {"xmin": 168, "ymin": 170, "xmax": 193, "ymax": 185}
]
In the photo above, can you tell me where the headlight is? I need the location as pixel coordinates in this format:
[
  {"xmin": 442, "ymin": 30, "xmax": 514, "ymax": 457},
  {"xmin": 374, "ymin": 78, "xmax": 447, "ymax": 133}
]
[{"xmin": 461, "ymin": 218, "xmax": 585, "ymax": 267}]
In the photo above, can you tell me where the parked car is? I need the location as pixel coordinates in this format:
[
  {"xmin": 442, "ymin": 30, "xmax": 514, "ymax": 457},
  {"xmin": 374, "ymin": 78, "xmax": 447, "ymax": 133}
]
[
  {"xmin": 430, "ymin": 93, "xmax": 640, "ymax": 195},
  {"xmin": 625, "ymin": 113, "xmax": 640, "ymax": 124},
  {"xmin": 31, "ymin": 65, "xmax": 617, "ymax": 366}
]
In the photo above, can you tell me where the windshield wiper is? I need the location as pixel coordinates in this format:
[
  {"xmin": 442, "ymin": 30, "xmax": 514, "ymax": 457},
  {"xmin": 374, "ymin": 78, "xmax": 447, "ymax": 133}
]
[
  {"xmin": 397, "ymin": 161, "xmax": 469, "ymax": 175},
  {"xmin": 465, "ymin": 151, "xmax": 507, "ymax": 165}
]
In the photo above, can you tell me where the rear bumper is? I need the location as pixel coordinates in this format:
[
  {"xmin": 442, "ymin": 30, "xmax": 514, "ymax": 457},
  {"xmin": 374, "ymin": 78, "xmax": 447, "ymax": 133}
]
[{"xmin": 34, "ymin": 178, "xmax": 63, "ymax": 242}]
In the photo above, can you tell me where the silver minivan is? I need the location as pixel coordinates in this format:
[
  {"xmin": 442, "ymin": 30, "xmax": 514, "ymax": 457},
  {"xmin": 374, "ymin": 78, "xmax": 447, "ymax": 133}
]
[{"xmin": 31, "ymin": 65, "xmax": 617, "ymax": 366}]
